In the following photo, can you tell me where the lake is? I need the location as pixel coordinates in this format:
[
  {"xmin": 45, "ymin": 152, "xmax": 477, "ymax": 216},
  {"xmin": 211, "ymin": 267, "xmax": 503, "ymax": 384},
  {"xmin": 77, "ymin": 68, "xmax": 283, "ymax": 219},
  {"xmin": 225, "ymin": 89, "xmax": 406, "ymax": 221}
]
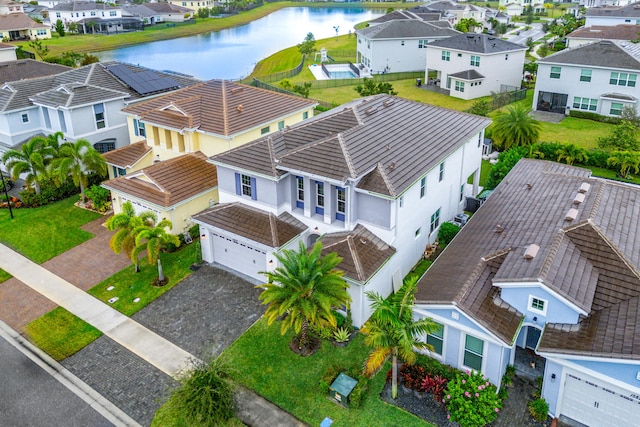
[{"xmin": 97, "ymin": 7, "xmax": 384, "ymax": 80}]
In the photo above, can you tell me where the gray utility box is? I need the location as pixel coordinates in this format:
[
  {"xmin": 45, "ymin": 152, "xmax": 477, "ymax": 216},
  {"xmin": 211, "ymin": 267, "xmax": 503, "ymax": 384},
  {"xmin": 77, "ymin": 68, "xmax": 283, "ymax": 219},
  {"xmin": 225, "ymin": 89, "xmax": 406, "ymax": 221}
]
[{"xmin": 329, "ymin": 373, "xmax": 358, "ymax": 406}]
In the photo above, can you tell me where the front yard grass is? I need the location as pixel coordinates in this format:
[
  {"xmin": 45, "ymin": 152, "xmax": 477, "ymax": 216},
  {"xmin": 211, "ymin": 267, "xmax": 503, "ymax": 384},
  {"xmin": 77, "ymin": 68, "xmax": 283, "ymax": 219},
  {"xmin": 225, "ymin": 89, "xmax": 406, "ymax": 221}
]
[
  {"xmin": 0, "ymin": 196, "xmax": 101, "ymax": 263},
  {"xmin": 24, "ymin": 307, "xmax": 102, "ymax": 360},
  {"xmin": 0, "ymin": 269, "xmax": 11, "ymax": 283},
  {"xmin": 216, "ymin": 319, "xmax": 431, "ymax": 427}
]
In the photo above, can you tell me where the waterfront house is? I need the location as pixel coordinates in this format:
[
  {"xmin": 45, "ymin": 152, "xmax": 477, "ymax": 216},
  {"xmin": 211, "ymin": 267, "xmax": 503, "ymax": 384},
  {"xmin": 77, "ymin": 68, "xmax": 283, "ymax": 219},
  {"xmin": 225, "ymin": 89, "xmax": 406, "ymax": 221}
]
[
  {"xmin": 166, "ymin": 0, "xmax": 213, "ymax": 14},
  {"xmin": 0, "ymin": 12, "xmax": 50, "ymax": 40}
]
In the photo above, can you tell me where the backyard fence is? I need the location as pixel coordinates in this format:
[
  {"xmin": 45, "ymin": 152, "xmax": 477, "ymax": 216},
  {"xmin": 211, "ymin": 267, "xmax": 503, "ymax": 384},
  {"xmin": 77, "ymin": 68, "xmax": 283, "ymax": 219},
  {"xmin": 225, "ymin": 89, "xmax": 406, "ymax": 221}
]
[
  {"xmin": 254, "ymin": 58, "xmax": 305, "ymax": 84},
  {"xmin": 491, "ymin": 86, "xmax": 528, "ymax": 110},
  {"xmin": 252, "ymin": 79, "xmax": 334, "ymax": 110},
  {"xmin": 303, "ymin": 71, "xmax": 424, "ymax": 90}
]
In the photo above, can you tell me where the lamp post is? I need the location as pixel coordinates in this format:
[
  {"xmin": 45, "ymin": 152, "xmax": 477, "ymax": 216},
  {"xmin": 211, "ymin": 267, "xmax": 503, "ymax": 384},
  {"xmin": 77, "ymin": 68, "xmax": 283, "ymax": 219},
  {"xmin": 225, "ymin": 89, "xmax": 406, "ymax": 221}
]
[{"xmin": 1, "ymin": 174, "xmax": 13, "ymax": 219}]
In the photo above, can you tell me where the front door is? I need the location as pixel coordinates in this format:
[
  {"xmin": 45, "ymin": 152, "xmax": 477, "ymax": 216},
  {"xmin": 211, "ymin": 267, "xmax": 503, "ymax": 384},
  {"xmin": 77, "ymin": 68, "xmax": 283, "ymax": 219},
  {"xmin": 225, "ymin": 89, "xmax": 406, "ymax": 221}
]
[{"xmin": 525, "ymin": 326, "xmax": 541, "ymax": 350}]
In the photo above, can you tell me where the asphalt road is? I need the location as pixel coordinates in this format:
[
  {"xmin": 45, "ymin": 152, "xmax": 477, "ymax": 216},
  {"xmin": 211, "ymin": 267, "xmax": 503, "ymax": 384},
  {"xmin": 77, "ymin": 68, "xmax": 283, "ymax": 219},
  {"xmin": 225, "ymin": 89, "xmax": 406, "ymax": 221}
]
[
  {"xmin": 0, "ymin": 334, "xmax": 114, "ymax": 427},
  {"xmin": 506, "ymin": 22, "xmax": 547, "ymax": 46}
]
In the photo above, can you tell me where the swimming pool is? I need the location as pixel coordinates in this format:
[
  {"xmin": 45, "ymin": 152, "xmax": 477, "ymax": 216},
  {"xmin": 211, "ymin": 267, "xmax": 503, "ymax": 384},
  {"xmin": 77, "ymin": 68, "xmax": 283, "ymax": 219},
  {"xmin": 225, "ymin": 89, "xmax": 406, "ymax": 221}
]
[{"xmin": 329, "ymin": 70, "xmax": 358, "ymax": 79}]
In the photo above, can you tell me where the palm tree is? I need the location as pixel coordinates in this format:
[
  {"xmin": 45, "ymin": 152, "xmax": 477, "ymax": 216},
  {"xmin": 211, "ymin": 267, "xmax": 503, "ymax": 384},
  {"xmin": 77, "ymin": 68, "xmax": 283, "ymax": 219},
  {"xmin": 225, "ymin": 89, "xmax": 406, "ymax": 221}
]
[
  {"xmin": 556, "ymin": 144, "xmax": 588, "ymax": 166},
  {"xmin": 607, "ymin": 151, "xmax": 640, "ymax": 178},
  {"xmin": 105, "ymin": 201, "xmax": 156, "ymax": 268},
  {"xmin": 361, "ymin": 276, "xmax": 438, "ymax": 399},
  {"xmin": 490, "ymin": 104, "xmax": 541, "ymax": 150},
  {"xmin": 55, "ymin": 139, "xmax": 107, "ymax": 204},
  {"xmin": 1, "ymin": 136, "xmax": 53, "ymax": 194},
  {"xmin": 131, "ymin": 216, "xmax": 180, "ymax": 282},
  {"xmin": 258, "ymin": 241, "xmax": 350, "ymax": 354}
]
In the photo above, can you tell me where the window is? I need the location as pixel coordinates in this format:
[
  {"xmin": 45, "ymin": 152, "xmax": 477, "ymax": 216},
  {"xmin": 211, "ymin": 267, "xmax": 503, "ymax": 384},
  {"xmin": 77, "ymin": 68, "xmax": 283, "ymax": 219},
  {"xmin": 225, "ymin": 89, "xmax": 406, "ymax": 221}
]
[
  {"xmin": 470, "ymin": 55, "xmax": 480, "ymax": 67},
  {"xmin": 401, "ymin": 40, "xmax": 405, "ymax": 46},
  {"xmin": 505, "ymin": 53, "xmax": 509, "ymax": 60},
  {"xmin": 43, "ymin": 108, "xmax": 51, "ymax": 129},
  {"xmin": 439, "ymin": 162, "xmax": 444, "ymax": 182},
  {"xmin": 110, "ymin": 10, "xmax": 116, "ymax": 16},
  {"xmin": 580, "ymin": 69, "xmax": 592, "ymax": 82},
  {"xmin": 442, "ymin": 51, "xmax": 450, "ymax": 62},
  {"xmin": 56, "ymin": 12, "xmax": 60, "ymax": 18},
  {"xmin": 37, "ymin": 29, "xmax": 47, "ymax": 36},
  {"xmin": 399, "ymin": 195, "xmax": 403, "ymax": 208},
  {"xmin": 420, "ymin": 177, "xmax": 426, "ymax": 198},
  {"xmin": 336, "ymin": 187, "xmax": 346, "ymax": 221},
  {"xmin": 415, "ymin": 227, "xmax": 421, "ymax": 238},
  {"xmin": 137, "ymin": 120, "xmax": 146, "ymax": 137},
  {"xmin": 241, "ymin": 174, "xmax": 252, "ymax": 197},
  {"xmin": 315, "ymin": 181, "xmax": 324, "ymax": 214},
  {"xmin": 302, "ymin": 111, "xmax": 309, "ymax": 120},
  {"xmin": 234, "ymin": 173, "xmax": 257, "ymax": 200},
  {"xmin": 457, "ymin": 53, "xmax": 462, "ymax": 57},
  {"xmin": 418, "ymin": 39, "xmax": 427, "ymax": 48},
  {"xmin": 463, "ymin": 335, "xmax": 484, "ymax": 371},
  {"xmin": 460, "ymin": 184, "xmax": 465, "ymax": 202},
  {"xmin": 610, "ymin": 72, "xmax": 637, "ymax": 87},
  {"xmin": 427, "ymin": 322, "xmax": 444, "ymax": 355},
  {"xmin": 296, "ymin": 176, "xmax": 304, "ymax": 209},
  {"xmin": 58, "ymin": 110, "xmax": 67, "ymax": 133},
  {"xmin": 91, "ymin": 11, "xmax": 96, "ymax": 16},
  {"xmin": 528, "ymin": 295, "xmax": 547, "ymax": 315},
  {"xmin": 260, "ymin": 126, "xmax": 270, "ymax": 135},
  {"xmin": 550, "ymin": 66, "xmax": 561, "ymax": 79},
  {"xmin": 573, "ymin": 97, "xmax": 597, "ymax": 111},
  {"xmin": 21, "ymin": 112, "xmax": 29, "ymax": 123},
  {"xmin": 454, "ymin": 81, "xmax": 465, "ymax": 93},
  {"xmin": 93, "ymin": 103, "xmax": 105, "ymax": 129},
  {"xmin": 610, "ymin": 102, "xmax": 623, "ymax": 116},
  {"xmin": 430, "ymin": 208, "xmax": 440, "ymax": 233},
  {"xmin": 82, "ymin": 12, "xmax": 85, "ymax": 17},
  {"xmin": 278, "ymin": 120, "xmax": 285, "ymax": 130}
]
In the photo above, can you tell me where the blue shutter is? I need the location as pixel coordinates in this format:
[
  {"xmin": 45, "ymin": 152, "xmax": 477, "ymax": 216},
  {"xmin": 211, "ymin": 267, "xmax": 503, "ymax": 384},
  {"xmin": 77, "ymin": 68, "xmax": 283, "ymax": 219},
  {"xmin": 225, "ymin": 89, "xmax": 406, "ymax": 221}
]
[
  {"xmin": 133, "ymin": 119, "xmax": 139, "ymax": 136},
  {"xmin": 234, "ymin": 173, "xmax": 241, "ymax": 195},
  {"xmin": 250, "ymin": 177, "xmax": 257, "ymax": 201}
]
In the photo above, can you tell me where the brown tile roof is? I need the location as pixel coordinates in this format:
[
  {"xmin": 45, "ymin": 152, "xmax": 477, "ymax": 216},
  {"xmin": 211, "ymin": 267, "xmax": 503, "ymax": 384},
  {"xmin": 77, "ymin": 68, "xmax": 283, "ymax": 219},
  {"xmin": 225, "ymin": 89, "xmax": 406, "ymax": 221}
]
[
  {"xmin": 121, "ymin": 80, "xmax": 317, "ymax": 136},
  {"xmin": 191, "ymin": 203, "xmax": 306, "ymax": 248},
  {"xmin": 0, "ymin": 12, "xmax": 47, "ymax": 31},
  {"xmin": 0, "ymin": 59, "xmax": 71, "ymax": 84},
  {"xmin": 212, "ymin": 95, "xmax": 490, "ymax": 197},
  {"xmin": 567, "ymin": 24, "xmax": 640, "ymax": 42},
  {"xmin": 102, "ymin": 141, "xmax": 152, "ymax": 168},
  {"xmin": 102, "ymin": 151, "xmax": 217, "ymax": 208},
  {"xmin": 320, "ymin": 224, "xmax": 396, "ymax": 283},
  {"xmin": 416, "ymin": 158, "xmax": 640, "ymax": 355}
]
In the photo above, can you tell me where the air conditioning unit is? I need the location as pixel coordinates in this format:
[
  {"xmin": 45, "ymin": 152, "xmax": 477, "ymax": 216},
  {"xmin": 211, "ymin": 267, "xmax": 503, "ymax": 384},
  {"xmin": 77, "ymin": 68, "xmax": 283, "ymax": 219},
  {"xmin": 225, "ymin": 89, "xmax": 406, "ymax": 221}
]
[{"xmin": 453, "ymin": 213, "xmax": 469, "ymax": 227}]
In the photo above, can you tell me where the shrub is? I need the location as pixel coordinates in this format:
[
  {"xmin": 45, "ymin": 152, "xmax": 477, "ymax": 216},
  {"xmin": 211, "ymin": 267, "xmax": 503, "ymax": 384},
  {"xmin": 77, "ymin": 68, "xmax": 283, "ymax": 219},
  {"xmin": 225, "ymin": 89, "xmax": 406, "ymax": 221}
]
[
  {"xmin": 420, "ymin": 374, "xmax": 448, "ymax": 401},
  {"xmin": 310, "ymin": 323, "xmax": 334, "ymax": 340},
  {"xmin": 400, "ymin": 364, "xmax": 426, "ymax": 390},
  {"xmin": 528, "ymin": 398, "xmax": 549, "ymax": 422},
  {"xmin": 19, "ymin": 177, "xmax": 79, "ymax": 207},
  {"xmin": 84, "ymin": 184, "xmax": 111, "ymax": 212},
  {"xmin": 468, "ymin": 99, "xmax": 491, "ymax": 116},
  {"xmin": 443, "ymin": 370, "xmax": 502, "ymax": 427},
  {"xmin": 569, "ymin": 110, "xmax": 622, "ymax": 124},
  {"xmin": 438, "ymin": 222, "xmax": 460, "ymax": 245},
  {"xmin": 332, "ymin": 310, "xmax": 346, "ymax": 329},
  {"xmin": 349, "ymin": 379, "xmax": 367, "ymax": 408},
  {"xmin": 333, "ymin": 326, "xmax": 351, "ymax": 343}
]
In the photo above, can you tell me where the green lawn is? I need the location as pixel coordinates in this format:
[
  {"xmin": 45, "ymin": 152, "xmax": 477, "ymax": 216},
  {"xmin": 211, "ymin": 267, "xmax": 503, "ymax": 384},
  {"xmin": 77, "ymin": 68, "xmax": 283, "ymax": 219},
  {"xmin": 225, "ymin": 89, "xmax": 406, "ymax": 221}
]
[
  {"xmin": 0, "ymin": 269, "xmax": 10, "ymax": 283},
  {"xmin": 24, "ymin": 307, "xmax": 102, "ymax": 360},
  {"xmin": 88, "ymin": 242, "xmax": 201, "ymax": 316},
  {"xmin": 538, "ymin": 118, "xmax": 614, "ymax": 150},
  {"xmin": 215, "ymin": 319, "xmax": 431, "ymax": 427},
  {"xmin": 0, "ymin": 196, "xmax": 101, "ymax": 263}
]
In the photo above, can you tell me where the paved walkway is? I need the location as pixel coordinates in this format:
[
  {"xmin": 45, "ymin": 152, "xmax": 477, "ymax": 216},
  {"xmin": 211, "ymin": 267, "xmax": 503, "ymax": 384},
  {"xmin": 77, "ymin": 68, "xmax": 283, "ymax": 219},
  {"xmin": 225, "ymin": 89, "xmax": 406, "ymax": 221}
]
[{"xmin": 0, "ymin": 243, "xmax": 195, "ymax": 377}]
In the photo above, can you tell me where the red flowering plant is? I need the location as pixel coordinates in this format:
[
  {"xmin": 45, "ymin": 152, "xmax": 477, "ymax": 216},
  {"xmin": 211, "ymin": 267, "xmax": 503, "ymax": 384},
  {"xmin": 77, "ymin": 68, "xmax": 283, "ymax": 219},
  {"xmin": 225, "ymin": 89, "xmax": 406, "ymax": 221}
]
[
  {"xmin": 443, "ymin": 370, "xmax": 502, "ymax": 427},
  {"xmin": 420, "ymin": 375, "xmax": 448, "ymax": 403}
]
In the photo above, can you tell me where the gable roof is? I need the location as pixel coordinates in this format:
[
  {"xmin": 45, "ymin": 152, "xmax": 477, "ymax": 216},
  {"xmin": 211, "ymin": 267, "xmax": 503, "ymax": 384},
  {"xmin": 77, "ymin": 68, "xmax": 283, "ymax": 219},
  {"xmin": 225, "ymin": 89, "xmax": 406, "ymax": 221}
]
[
  {"xmin": 416, "ymin": 159, "xmax": 640, "ymax": 357},
  {"xmin": 449, "ymin": 69, "xmax": 485, "ymax": 80},
  {"xmin": 30, "ymin": 82, "xmax": 129, "ymax": 108},
  {"xmin": 121, "ymin": 80, "xmax": 317, "ymax": 137},
  {"xmin": 102, "ymin": 141, "xmax": 152, "ymax": 168},
  {"xmin": 428, "ymin": 32, "xmax": 527, "ymax": 54},
  {"xmin": 587, "ymin": 2, "xmax": 640, "ymax": 18},
  {"xmin": 566, "ymin": 24, "xmax": 640, "ymax": 42},
  {"xmin": 0, "ymin": 12, "xmax": 47, "ymax": 31},
  {"xmin": 50, "ymin": 1, "xmax": 118, "ymax": 11},
  {"xmin": 102, "ymin": 151, "xmax": 217, "ymax": 208},
  {"xmin": 357, "ymin": 19, "xmax": 457, "ymax": 39},
  {"xmin": 0, "ymin": 59, "xmax": 71, "ymax": 84},
  {"xmin": 538, "ymin": 40, "xmax": 640, "ymax": 70},
  {"xmin": 211, "ymin": 95, "xmax": 491, "ymax": 197},
  {"xmin": 320, "ymin": 224, "xmax": 396, "ymax": 283},
  {"xmin": 368, "ymin": 10, "xmax": 441, "ymax": 25},
  {"xmin": 191, "ymin": 203, "xmax": 307, "ymax": 249}
]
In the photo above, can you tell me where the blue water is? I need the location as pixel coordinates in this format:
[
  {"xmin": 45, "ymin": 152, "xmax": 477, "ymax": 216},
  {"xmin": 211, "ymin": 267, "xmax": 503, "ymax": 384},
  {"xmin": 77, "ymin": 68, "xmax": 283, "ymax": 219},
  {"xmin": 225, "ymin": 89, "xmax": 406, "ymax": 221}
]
[
  {"xmin": 329, "ymin": 70, "xmax": 357, "ymax": 79},
  {"xmin": 97, "ymin": 7, "xmax": 384, "ymax": 80}
]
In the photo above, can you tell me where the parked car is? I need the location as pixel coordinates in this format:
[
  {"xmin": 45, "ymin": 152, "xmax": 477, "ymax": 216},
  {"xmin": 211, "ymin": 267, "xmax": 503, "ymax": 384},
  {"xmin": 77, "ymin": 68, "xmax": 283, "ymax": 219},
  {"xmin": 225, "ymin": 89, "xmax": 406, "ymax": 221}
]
[{"xmin": 1, "ymin": 173, "xmax": 14, "ymax": 191}]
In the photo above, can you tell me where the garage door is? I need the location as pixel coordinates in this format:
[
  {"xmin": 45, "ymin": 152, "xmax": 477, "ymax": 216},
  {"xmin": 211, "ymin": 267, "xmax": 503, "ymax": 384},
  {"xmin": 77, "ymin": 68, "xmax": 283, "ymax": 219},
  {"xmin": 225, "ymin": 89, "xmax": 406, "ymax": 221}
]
[
  {"xmin": 212, "ymin": 232, "xmax": 266, "ymax": 281},
  {"xmin": 560, "ymin": 372, "xmax": 640, "ymax": 427}
]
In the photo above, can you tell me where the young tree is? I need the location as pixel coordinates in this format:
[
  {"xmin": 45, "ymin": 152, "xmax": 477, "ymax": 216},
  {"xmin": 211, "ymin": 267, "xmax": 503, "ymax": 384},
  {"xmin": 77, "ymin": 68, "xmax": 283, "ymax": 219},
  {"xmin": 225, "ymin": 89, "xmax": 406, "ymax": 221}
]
[
  {"xmin": 361, "ymin": 276, "xmax": 438, "ymax": 399},
  {"xmin": 354, "ymin": 78, "xmax": 397, "ymax": 96},
  {"xmin": 197, "ymin": 7, "xmax": 209, "ymax": 20},
  {"xmin": 55, "ymin": 139, "xmax": 107, "ymax": 204},
  {"xmin": 556, "ymin": 143, "xmax": 588, "ymax": 166},
  {"xmin": 490, "ymin": 104, "xmax": 541, "ymax": 150},
  {"xmin": 27, "ymin": 39, "xmax": 49, "ymax": 60},
  {"xmin": 597, "ymin": 121, "xmax": 640, "ymax": 152},
  {"xmin": 292, "ymin": 82, "xmax": 311, "ymax": 98},
  {"xmin": 106, "ymin": 201, "xmax": 157, "ymax": 269},
  {"xmin": 607, "ymin": 150, "xmax": 640, "ymax": 178},
  {"xmin": 55, "ymin": 19, "xmax": 65, "ymax": 36},
  {"xmin": 258, "ymin": 241, "xmax": 350, "ymax": 355},
  {"xmin": 297, "ymin": 32, "xmax": 316, "ymax": 58},
  {"xmin": 131, "ymin": 215, "xmax": 180, "ymax": 282},
  {"xmin": 1, "ymin": 136, "xmax": 53, "ymax": 194}
]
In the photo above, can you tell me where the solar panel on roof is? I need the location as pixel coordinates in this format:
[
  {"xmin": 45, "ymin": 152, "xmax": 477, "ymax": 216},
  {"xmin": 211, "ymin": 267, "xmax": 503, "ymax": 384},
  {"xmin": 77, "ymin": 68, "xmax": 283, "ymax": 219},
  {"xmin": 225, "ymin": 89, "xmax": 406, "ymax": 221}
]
[{"xmin": 106, "ymin": 64, "xmax": 179, "ymax": 95}]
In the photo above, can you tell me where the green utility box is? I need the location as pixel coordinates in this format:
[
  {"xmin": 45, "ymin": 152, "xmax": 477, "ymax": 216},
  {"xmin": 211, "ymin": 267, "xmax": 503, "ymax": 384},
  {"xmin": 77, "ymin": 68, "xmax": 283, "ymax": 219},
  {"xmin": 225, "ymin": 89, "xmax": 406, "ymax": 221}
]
[{"xmin": 328, "ymin": 373, "xmax": 358, "ymax": 406}]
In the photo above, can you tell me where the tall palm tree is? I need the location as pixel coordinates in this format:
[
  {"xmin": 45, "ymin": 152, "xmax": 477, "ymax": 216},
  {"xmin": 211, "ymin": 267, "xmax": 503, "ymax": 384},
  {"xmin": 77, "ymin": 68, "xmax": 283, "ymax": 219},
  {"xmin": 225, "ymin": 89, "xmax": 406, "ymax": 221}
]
[
  {"xmin": 361, "ymin": 276, "xmax": 438, "ymax": 399},
  {"xmin": 258, "ymin": 241, "xmax": 350, "ymax": 354},
  {"xmin": 55, "ymin": 139, "xmax": 107, "ymax": 204},
  {"xmin": 105, "ymin": 201, "xmax": 156, "ymax": 268},
  {"xmin": 490, "ymin": 104, "xmax": 541, "ymax": 150},
  {"xmin": 131, "ymin": 216, "xmax": 179, "ymax": 282},
  {"xmin": 607, "ymin": 150, "xmax": 640, "ymax": 178},
  {"xmin": 1, "ymin": 136, "xmax": 53, "ymax": 194},
  {"xmin": 556, "ymin": 143, "xmax": 588, "ymax": 166}
]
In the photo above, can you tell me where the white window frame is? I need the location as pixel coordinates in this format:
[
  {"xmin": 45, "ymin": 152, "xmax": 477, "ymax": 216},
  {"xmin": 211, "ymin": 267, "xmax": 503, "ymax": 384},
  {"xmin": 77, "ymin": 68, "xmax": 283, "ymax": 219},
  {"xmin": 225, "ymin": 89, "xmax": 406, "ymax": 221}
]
[
  {"xmin": 296, "ymin": 176, "xmax": 304, "ymax": 206},
  {"xmin": 455, "ymin": 81, "xmax": 465, "ymax": 93},
  {"xmin": 442, "ymin": 51, "xmax": 450, "ymax": 62},
  {"xmin": 470, "ymin": 55, "xmax": 480, "ymax": 67},
  {"xmin": 550, "ymin": 66, "xmax": 561, "ymax": 79},
  {"xmin": 93, "ymin": 103, "xmax": 105, "ymax": 129},
  {"xmin": 430, "ymin": 208, "xmax": 441, "ymax": 233},
  {"xmin": 420, "ymin": 177, "xmax": 426, "ymax": 198},
  {"xmin": 316, "ymin": 181, "xmax": 324, "ymax": 209},
  {"xmin": 21, "ymin": 112, "xmax": 29, "ymax": 123},
  {"xmin": 610, "ymin": 102, "xmax": 623, "ymax": 116},
  {"xmin": 462, "ymin": 334, "xmax": 484, "ymax": 372},
  {"xmin": 573, "ymin": 96, "xmax": 597, "ymax": 112},
  {"xmin": 426, "ymin": 322, "xmax": 444, "ymax": 358},
  {"xmin": 580, "ymin": 69, "xmax": 592, "ymax": 82},
  {"xmin": 439, "ymin": 162, "xmax": 445, "ymax": 182},
  {"xmin": 528, "ymin": 295, "xmax": 548, "ymax": 316},
  {"xmin": 241, "ymin": 174, "xmax": 252, "ymax": 197},
  {"xmin": 610, "ymin": 72, "xmax": 637, "ymax": 87}
]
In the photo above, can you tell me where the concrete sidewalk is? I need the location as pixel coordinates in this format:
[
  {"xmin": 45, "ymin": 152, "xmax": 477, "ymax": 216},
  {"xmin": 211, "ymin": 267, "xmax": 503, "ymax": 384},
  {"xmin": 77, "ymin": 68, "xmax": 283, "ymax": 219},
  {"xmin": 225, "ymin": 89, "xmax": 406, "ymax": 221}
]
[{"xmin": 0, "ymin": 243, "xmax": 195, "ymax": 378}]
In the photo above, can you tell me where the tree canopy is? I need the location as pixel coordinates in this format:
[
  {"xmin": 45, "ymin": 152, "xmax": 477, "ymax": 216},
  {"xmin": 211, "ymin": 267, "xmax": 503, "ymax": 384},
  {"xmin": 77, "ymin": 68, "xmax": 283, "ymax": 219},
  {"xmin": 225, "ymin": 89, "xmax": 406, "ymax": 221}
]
[{"xmin": 489, "ymin": 104, "xmax": 541, "ymax": 150}]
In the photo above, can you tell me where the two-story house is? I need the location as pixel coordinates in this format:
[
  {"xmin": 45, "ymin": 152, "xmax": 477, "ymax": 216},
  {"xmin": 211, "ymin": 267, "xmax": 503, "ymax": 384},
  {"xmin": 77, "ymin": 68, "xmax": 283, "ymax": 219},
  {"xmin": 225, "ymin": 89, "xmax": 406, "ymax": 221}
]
[
  {"xmin": 356, "ymin": 19, "xmax": 459, "ymax": 73},
  {"xmin": 48, "ymin": 1, "xmax": 142, "ymax": 34},
  {"xmin": 410, "ymin": 3, "xmax": 487, "ymax": 27},
  {"xmin": 415, "ymin": 158, "xmax": 640, "ymax": 426},
  {"xmin": 498, "ymin": 0, "xmax": 545, "ymax": 17},
  {"xmin": 122, "ymin": 3, "xmax": 194, "ymax": 25},
  {"xmin": 585, "ymin": 2, "xmax": 640, "ymax": 27},
  {"xmin": 426, "ymin": 33, "xmax": 527, "ymax": 100},
  {"xmin": 192, "ymin": 95, "xmax": 490, "ymax": 327},
  {"xmin": 0, "ymin": 62, "xmax": 199, "ymax": 155},
  {"xmin": 533, "ymin": 40, "xmax": 640, "ymax": 116},
  {"xmin": 166, "ymin": 0, "xmax": 213, "ymax": 14},
  {"xmin": 565, "ymin": 24, "xmax": 640, "ymax": 48}
]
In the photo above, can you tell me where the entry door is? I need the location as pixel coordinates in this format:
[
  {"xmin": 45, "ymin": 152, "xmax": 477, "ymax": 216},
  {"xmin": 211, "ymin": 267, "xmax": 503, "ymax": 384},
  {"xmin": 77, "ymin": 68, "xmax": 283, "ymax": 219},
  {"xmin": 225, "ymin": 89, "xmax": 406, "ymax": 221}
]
[{"xmin": 525, "ymin": 326, "xmax": 541, "ymax": 350}]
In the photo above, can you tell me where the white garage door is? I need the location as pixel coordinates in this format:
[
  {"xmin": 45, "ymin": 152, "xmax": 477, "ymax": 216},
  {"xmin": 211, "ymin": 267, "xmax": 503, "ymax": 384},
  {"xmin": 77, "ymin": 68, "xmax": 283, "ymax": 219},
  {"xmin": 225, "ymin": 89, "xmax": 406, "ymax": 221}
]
[
  {"xmin": 560, "ymin": 372, "xmax": 640, "ymax": 427},
  {"xmin": 212, "ymin": 232, "xmax": 267, "ymax": 281}
]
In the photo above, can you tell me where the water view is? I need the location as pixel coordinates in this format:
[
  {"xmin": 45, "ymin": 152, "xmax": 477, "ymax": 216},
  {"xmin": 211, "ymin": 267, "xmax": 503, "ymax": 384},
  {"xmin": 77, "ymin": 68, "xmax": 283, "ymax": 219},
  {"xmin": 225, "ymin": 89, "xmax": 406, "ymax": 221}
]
[{"xmin": 97, "ymin": 7, "xmax": 384, "ymax": 80}]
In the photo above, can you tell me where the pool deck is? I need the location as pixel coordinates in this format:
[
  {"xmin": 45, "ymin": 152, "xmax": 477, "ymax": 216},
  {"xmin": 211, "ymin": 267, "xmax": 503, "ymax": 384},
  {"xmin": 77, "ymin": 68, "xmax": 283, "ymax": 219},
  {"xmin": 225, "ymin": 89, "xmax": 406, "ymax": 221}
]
[{"xmin": 309, "ymin": 63, "xmax": 371, "ymax": 81}]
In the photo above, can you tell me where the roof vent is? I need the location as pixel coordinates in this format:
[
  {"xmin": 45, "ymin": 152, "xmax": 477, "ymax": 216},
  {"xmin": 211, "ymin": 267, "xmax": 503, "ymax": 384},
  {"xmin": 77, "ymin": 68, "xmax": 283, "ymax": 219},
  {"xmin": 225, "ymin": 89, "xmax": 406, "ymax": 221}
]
[
  {"xmin": 466, "ymin": 34, "xmax": 475, "ymax": 38},
  {"xmin": 360, "ymin": 238, "xmax": 367, "ymax": 245},
  {"xmin": 230, "ymin": 86, "xmax": 243, "ymax": 94},
  {"xmin": 386, "ymin": 144, "xmax": 391, "ymax": 150},
  {"xmin": 565, "ymin": 208, "xmax": 578, "ymax": 222},
  {"xmin": 494, "ymin": 224, "xmax": 503, "ymax": 233},
  {"xmin": 523, "ymin": 244, "xmax": 539, "ymax": 260},
  {"xmin": 383, "ymin": 99, "xmax": 395, "ymax": 107},
  {"xmin": 365, "ymin": 107, "xmax": 378, "ymax": 115},
  {"xmin": 578, "ymin": 182, "xmax": 591, "ymax": 193},
  {"xmin": 573, "ymin": 192, "xmax": 585, "ymax": 204},
  {"xmin": 236, "ymin": 104, "xmax": 243, "ymax": 112}
]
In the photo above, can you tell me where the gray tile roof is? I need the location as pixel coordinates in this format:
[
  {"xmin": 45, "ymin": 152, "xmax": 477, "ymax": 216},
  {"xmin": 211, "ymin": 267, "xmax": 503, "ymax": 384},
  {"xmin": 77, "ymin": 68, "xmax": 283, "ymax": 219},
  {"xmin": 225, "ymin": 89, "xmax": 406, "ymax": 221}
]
[
  {"xmin": 357, "ymin": 19, "xmax": 458, "ymax": 40},
  {"xmin": 369, "ymin": 10, "xmax": 441, "ymax": 24},
  {"xmin": 416, "ymin": 159, "xmax": 640, "ymax": 358},
  {"xmin": 538, "ymin": 40, "xmax": 640, "ymax": 70},
  {"xmin": 586, "ymin": 2, "xmax": 640, "ymax": 18},
  {"xmin": 449, "ymin": 69, "xmax": 485, "ymax": 80},
  {"xmin": 49, "ymin": 1, "xmax": 118, "ymax": 11},
  {"xmin": 211, "ymin": 95, "xmax": 491, "ymax": 197},
  {"xmin": 566, "ymin": 24, "xmax": 640, "ymax": 42},
  {"xmin": 30, "ymin": 83, "xmax": 129, "ymax": 108},
  {"xmin": 0, "ymin": 59, "xmax": 71, "ymax": 84},
  {"xmin": 428, "ymin": 33, "xmax": 528, "ymax": 54}
]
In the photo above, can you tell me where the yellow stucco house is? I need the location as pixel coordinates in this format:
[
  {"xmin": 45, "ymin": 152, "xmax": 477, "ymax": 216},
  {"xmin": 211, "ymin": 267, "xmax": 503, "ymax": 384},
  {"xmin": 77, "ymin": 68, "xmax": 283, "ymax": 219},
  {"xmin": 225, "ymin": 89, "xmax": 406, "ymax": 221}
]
[
  {"xmin": 166, "ymin": 0, "xmax": 213, "ymax": 13},
  {"xmin": 0, "ymin": 12, "xmax": 50, "ymax": 40}
]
